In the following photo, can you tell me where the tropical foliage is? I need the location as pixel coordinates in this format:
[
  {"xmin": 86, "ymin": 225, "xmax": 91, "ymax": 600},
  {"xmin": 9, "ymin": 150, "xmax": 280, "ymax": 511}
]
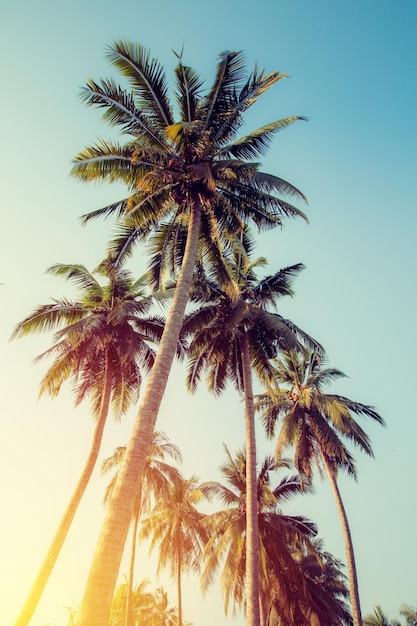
[
  {"xmin": 102, "ymin": 432, "xmax": 182, "ymax": 626},
  {"xmin": 109, "ymin": 580, "xmax": 178, "ymax": 626},
  {"xmin": 71, "ymin": 41, "xmax": 308, "ymax": 626},
  {"xmin": 400, "ymin": 604, "xmax": 417, "ymax": 626},
  {"xmin": 363, "ymin": 605, "xmax": 401, "ymax": 626},
  {"xmin": 9, "ymin": 40, "xmax": 394, "ymax": 626},
  {"xmin": 11, "ymin": 258, "xmax": 164, "ymax": 626},
  {"xmin": 140, "ymin": 472, "xmax": 209, "ymax": 626},
  {"xmin": 256, "ymin": 350, "xmax": 384, "ymax": 626},
  {"xmin": 181, "ymin": 230, "xmax": 321, "ymax": 625},
  {"xmin": 200, "ymin": 446, "xmax": 351, "ymax": 625}
]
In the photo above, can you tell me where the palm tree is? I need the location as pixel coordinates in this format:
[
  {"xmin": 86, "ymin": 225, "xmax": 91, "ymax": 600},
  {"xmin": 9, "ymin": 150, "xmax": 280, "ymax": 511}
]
[
  {"xmin": 181, "ymin": 232, "xmax": 321, "ymax": 624},
  {"xmin": 148, "ymin": 587, "xmax": 178, "ymax": 626},
  {"xmin": 102, "ymin": 432, "xmax": 182, "ymax": 626},
  {"xmin": 140, "ymin": 472, "xmax": 209, "ymax": 626},
  {"xmin": 257, "ymin": 350, "xmax": 385, "ymax": 626},
  {"xmin": 201, "ymin": 446, "xmax": 322, "ymax": 625},
  {"xmin": 71, "ymin": 42, "xmax": 309, "ymax": 626},
  {"xmin": 400, "ymin": 605, "xmax": 417, "ymax": 626},
  {"xmin": 276, "ymin": 538, "xmax": 352, "ymax": 626},
  {"xmin": 109, "ymin": 580, "xmax": 155, "ymax": 626},
  {"xmin": 363, "ymin": 606, "xmax": 400, "ymax": 626},
  {"xmin": 11, "ymin": 258, "xmax": 164, "ymax": 626}
]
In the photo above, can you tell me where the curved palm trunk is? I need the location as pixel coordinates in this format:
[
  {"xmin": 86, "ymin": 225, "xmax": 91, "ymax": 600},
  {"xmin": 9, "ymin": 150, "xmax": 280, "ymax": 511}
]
[
  {"xmin": 319, "ymin": 447, "xmax": 362, "ymax": 626},
  {"xmin": 14, "ymin": 358, "xmax": 113, "ymax": 626},
  {"xmin": 76, "ymin": 203, "xmax": 202, "ymax": 626},
  {"xmin": 124, "ymin": 491, "xmax": 141, "ymax": 626},
  {"xmin": 241, "ymin": 333, "xmax": 261, "ymax": 626}
]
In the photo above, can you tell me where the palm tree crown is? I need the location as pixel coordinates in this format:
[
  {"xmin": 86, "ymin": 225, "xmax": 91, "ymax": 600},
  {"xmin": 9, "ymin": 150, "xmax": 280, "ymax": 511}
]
[
  {"xmin": 258, "ymin": 350, "xmax": 384, "ymax": 479},
  {"xmin": 12, "ymin": 258, "xmax": 165, "ymax": 415},
  {"xmin": 182, "ymin": 231, "xmax": 321, "ymax": 395},
  {"xmin": 102, "ymin": 431, "xmax": 182, "ymax": 626},
  {"xmin": 72, "ymin": 42, "xmax": 307, "ymax": 282},
  {"xmin": 363, "ymin": 605, "xmax": 401, "ymax": 626},
  {"xmin": 200, "ymin": 447, "xmax": 350, "ymax": 625},
  {"xmin": 140, "ymin": 473, "xmax": 209, "ymax": 626},
  {"xmin": 400, "ymin": 604, "xmax": 417, "ymax": 626}
]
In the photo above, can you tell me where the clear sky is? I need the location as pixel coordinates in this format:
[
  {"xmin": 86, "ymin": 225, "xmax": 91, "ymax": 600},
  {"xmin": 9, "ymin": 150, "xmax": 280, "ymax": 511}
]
[{"xmin": 1, "ymin": 1, "xmax": 416, "ymax": 625}]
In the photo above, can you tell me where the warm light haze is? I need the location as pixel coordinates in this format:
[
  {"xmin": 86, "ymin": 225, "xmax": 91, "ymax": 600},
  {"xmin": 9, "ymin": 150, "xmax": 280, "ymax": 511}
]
[{"xmin": 1, "ymin": 2, "xmax": 416, "ymax": 626}]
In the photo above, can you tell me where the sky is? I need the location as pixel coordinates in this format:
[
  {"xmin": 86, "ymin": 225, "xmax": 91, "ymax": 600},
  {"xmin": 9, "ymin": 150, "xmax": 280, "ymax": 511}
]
[{"xmin": 0, "ymin": 1, "xmax": 416, "ymax": 625}]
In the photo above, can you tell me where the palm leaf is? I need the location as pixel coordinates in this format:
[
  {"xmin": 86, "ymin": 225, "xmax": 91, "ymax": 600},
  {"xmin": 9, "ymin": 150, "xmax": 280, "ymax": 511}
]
[
  {"xmin": 79, "ymin": 78, "xmax": 169, "ymax": 148},
  {"xmin": 202, "ymin": 50, "xmax": 246, "ymax": 133},
  {"xmin": 224, "ymin": 116, "xmax": 307, "ymax": 160},
  {"xmin": 174, "ymin": 57, "xmax": 203, "ymax": 122},
  {"xmin": 106, "ymin": 41, "xmax": 173, "ymax": 129}
]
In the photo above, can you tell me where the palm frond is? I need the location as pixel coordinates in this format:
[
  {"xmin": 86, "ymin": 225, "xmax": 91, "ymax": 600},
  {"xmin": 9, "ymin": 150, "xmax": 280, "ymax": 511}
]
[
  {"xmin": 46, "ymin": 264, "xmax": 102, "ymax": 296},
  {"xmin": 174, "ymin": 57, "xmax": 203, "ymax": 122},
  {"xmin": 224, "ymin": 116, "xmax": 307, "ymax": 160},
  {"xmin": 79, "ymin": 78, "xmax": 169, "ymax": 148},
  {"xmin": 10, "ymin": 301, "xmax": 86, "ymax": 339},
  {"xmin": 202, "ymin": 50, "xmax": 246, "ymax": 133},
  {"xmin": 106, "ymin": 41, "xmax": 173, "ymax": 128}
]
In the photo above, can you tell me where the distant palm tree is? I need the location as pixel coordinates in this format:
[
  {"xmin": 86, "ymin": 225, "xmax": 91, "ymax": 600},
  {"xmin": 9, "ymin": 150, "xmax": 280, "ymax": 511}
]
[
  {"xmin": 201, "ymin": 446, "xmax": 322, "ymax": 625},
  {"xmin": 109, "ymin": 580, "xmax": 155, "ymax": 626},
  {"xmin": 400, "ymin": 604, "xmax": 417, "ymax": 626},
  {"xmin": 71, "ymin": 42, "xmax": 308, "ymax": 626},
  {"xmin": 11, "ymin": 258, "xmax": 164, "ymax": 626},
  {"xmin": 140, "ymin": 473, "xmax": 209, "ymax": 626},
  {"xmin": 148, "ymin": 587, "xmax": 178, "ymax": 626},
  {"xmin": 257, "ymin": 350, "xmax": 385, "ymax": 626},
  {"xmin": 182, "ymin": 232, "xmax": 321, "ymax": 624},
  {"xmin": 363, "ymin": 605, "xmax": 400, "ymax": 626},
  {"xmin": 274, "ymin": 538, "xmax": 352, "ymax": 626},
  {"xmin": 102, "ymin": 432, "xmax": 182, "ymax": 626}
]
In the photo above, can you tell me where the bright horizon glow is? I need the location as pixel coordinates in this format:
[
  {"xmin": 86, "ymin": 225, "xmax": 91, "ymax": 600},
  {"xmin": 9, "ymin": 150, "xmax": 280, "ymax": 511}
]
[{"xmin": 1, "ymin": 2, "xmax": 416, "ymax": 625}]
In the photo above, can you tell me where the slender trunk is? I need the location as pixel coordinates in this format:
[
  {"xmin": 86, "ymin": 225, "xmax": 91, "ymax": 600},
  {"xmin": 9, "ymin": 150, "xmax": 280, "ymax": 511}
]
[
  {"xmin": 76, "ymin": 203, "xmax": 202, "ymax": 626},
  {"xmin": 241, "ymin": 333, "xmax": 260, "ymax": 626},
  {"xmin": 14, "ymin": 358, "xmax": 113, "ymax": 626},
  {"xmin": 177, "ymin": 539, "xmax": 182, "ymax": 626},
  {"xmin": 319, "ymin": 448, "xmax": 362, "ymax": 626},
  {"xmin": 259, "ymin": 591, "xmax": 266, "ymax": 626},
  {"xmin": 124, "ymin": 491, "xmax": 141, "ymax": 626}
]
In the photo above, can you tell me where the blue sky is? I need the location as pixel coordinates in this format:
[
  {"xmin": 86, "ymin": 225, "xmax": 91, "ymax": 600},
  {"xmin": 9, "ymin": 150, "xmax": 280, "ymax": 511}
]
[{"xmin": 1, "ymin": 1, "xmax": 416, "ymax": 625}]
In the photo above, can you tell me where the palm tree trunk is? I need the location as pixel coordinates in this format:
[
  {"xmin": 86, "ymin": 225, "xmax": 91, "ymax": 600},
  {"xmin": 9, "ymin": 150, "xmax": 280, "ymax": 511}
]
[
  {"xmin": 259, "ymin": 591, "xmax": 266, "ymax": 626},
  {"xmin": 177, "ymin": 540, "xmax": 183, "ymax": 626},
  {"xmin": 14, "ymin": 357, "xmax": 113, "ymax": 626},
  {"xmin": 319, "ymin": 448, "xmax": 362, "ymax": 626},
  {"xmin": 124, "ymin": 491, "xmax": 141, "ymax": 626},
  {"xmin": 76, "ymin": 203, "xmax": 202, "ymax": 626},
  {"xmin": 241, "ymin": 332, "xmax": 261, "ymax": 626}
]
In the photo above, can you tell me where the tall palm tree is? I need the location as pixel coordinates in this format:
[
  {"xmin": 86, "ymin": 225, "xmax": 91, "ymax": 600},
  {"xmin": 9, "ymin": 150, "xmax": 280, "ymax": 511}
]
[
  {"xmin": 363, "ymin": 606, "xmax": 401, "ymax": 626},
  {"xmin": 11, "ymin": 258, "xmax": 164, "ymax": 626},
  {"xmin": 140, "ymin": 473, "xmax": 209, "ymax": 626},
  {"xmin": 71, "ymin": 42, "xmax": 309, "ymax": 626},
  {"xmin": 102, "ymin": 432, "xmax": 182, "ymax": 626},
  {"xmin": 181, "ymin": 232, "xmax": 321, "ymax": 624},
  {"xmin": 257, "ymin": 350, "xmax": 385, "ymax": 626},
  {"xmin": 200, "ymin": 446, "xmax": 321, "ymax": 625},
  {"xmin": 202, "ymin": 447, "xmax": 351, "ymax": 626}
]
